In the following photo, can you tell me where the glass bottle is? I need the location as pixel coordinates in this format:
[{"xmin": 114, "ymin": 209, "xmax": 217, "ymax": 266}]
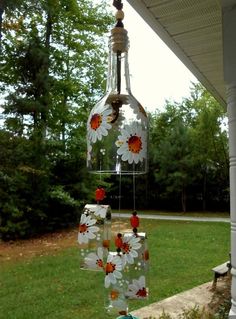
[
  {"xmin": 87, "ymin": 26, "xmax": 148, "ymax": 175},
  {"xmin": 104, "ymin": 232, "xmax": 149, "ymax": 316},
  {"xmin": 78, "ymin": 204, "xmax": 111, "ymax": 271}
]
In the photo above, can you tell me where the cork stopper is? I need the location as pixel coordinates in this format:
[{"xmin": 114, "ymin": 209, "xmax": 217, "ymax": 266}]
[
  {"xmin": 111, "ymin": 27, "xmax": 129, "ymax": 53},
  {"xmin": 111, "ymin": 1, "xmax": 129, "ymax": 52}
]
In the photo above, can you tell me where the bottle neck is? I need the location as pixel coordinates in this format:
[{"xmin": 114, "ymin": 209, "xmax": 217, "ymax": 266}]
[{"xmin": 106, "ymin": 28, "xmax": 131, "ymax": 95}]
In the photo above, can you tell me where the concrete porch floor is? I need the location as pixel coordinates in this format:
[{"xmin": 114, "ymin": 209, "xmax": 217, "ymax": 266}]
[{"xmin": 131, "ymin": 281, "xmax": 213, "ymax": 319}]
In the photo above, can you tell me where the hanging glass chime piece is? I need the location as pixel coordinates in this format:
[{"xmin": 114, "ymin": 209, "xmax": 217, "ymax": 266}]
[
  {"xmin": 78, "ymin": 204, "xmax": 111, "ymax": 271},
  {"xmin": 122, "ymin": 231, "xmax": 149, "ymax": 300},
  {"xmin": 86, "ymin": 1, "xmax": 148, "ymax": 175},
  {"xmin": 104, "ymin": 211, "xmax": 149, "ymax": 317}
]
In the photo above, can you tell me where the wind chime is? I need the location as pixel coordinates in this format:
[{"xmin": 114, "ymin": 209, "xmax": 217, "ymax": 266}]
[{"xmin": 78, "ymin": 1, "xmax": 149, "ymax": 318}]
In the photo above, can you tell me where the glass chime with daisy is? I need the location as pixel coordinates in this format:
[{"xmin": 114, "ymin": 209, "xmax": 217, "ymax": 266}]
[
  {"xmin": 105, "ymin": 229, "xmax": 149, "ymax": 316},
  {"xmin": 78, "ymin": 204, "xmax": 111, "ymax": 271},
  {"xmin": 86, "ymin": 0, "xmax": 148, "ymax": 176}
]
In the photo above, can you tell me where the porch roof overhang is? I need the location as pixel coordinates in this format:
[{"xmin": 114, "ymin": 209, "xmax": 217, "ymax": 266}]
[{"xmin": 127, "ymin": 0, "xmax": 226, "ymax": 108}]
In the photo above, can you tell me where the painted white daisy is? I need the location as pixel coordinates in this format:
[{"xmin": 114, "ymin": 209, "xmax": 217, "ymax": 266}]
[
  {"xmin": 104, "ymin": 254, "xmax": 123, "ymax": 288},
  {"xmin": 109, "ymin": 287, "xmax": 128, "ymax": 314},
  {"xmin": 87, "ymin": 104, "xmax": 112, "ymax": 144},
  {"xmin": 136, "ymin": 102, "xmax": 148, "ymax": 122},
  {"xmin": 93, "ymin": 205, "xmax": 107, "ymax": 219},
  {"xmin": 78, "ymin": 213, "xmax": 99, "ymax": 244},
  {"xmin": 84, "ymin": 247, "xmax": 104, "ymax": 270},
  {"xmin": 126, "ymin": 276, "xmax": 148, "ymax": 299},
  {"xmin": 116, "ymin": 122, "xmax": 147, "ymax": 164},
  {"xmin": 129, "ymin": 96, "xmax": 148, "ymax": 123},
  {"xmin": 121, "ymin": 234, "xmax": 142, "ymax": 265}
]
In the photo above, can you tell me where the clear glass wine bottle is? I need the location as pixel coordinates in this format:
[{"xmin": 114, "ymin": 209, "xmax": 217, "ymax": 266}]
[{"xmin": 87, "ymin": 25, "xmax": 148, "ymax": 175}]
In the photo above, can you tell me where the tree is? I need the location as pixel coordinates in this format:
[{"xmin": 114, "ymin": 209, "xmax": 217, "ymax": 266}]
[
  {"xmin": 0, "ymin": 0, "xmax": 113, "ymax": 239},
  {"xmin": 149, "ymin": 83, "xmax": 229, "ymax": 212},
  {"xmin": 0, "ymin": 0, "xmax": 24, "ymax": 50},
  {"xmin": 184, "ymin": 84, "xmax": 229, "ymax": 210},
  {"xmin": 150, "ymin": 103, "xmax": 195, "ymax": 212}
]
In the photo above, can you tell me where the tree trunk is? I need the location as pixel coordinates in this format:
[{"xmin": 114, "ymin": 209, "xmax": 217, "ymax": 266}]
[
  {"xmin": 0, "ymin": 1, "xmax": 5, "ymax": 52},
  {"xmin": 61, "ymin": 92, "xmax": 67, "ymax": 152},
  {"xmin": 181, "ymin": 185, "xmax": 187, "ymax": 213},
  {"xmin": 41, "ymin": 4, "xmax": 52, "ymax": 137},
  {"xmin": 202, "ymin": 169, "xmax": 207, "ymax": 211}
]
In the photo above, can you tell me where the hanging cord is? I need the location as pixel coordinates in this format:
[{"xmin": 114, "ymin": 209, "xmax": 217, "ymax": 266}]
[
  {"xmin": 113, "ymin": 0, "xmax": 123, "ymax": 11},
  {"xmin": 114, "ymin": 171, "xmax": 123, "ymax": 254},
  {"xmin": 133, "ymin": 171, "xmax": 136, "ymax": 211},
  {"xmin": 117, "ymin": 52, "xmax": 121, "ymax": 94},
  {"xmin": 118, "ymin": 170, "xmax": 122, "ymax": 232},
  {"xmin": 113, "ymin": 0, "xmax": 124, "ymax": 26}
]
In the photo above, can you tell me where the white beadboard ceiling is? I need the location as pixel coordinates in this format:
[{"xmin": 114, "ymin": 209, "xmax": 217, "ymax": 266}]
[{"xmin": 127, "ymin": 0, "xmax": 226, "ymax": 107}]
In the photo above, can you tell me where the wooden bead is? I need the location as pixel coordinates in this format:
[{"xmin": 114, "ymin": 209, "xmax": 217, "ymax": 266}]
[{"xmin": 115, "ymin": 10, "xmax": 124, "ymax": 21}]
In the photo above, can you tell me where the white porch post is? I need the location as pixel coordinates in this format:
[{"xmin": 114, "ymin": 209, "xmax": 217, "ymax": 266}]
[
  {"xmin": 227, "ymin": 85, "xmax": 236, "ymax": 317},
  {"xmin": 222, "ymin": 1, "xmax": 236, "ymax": 317}
]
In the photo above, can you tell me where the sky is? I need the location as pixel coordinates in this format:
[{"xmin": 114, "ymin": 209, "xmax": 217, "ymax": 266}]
[{"xmin": 110, "ymin": 2, "xmax": 197, "ymax": 113}]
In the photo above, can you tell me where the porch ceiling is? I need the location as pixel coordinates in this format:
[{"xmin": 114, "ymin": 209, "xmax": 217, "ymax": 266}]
[{"xmin": 127, "ymin": 0, "xmax": 226, "ymax": 107}]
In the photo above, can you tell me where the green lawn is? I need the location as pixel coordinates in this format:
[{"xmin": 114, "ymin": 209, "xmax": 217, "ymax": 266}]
[{"xmin": 0, "ymin": 220, "xmax": 230, "ymax": 319}]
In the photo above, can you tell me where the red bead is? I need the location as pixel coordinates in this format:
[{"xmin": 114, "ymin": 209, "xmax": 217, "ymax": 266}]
[
  {"xmin": 130, "ymin": 215, "xmax": 139, "ymax": 228},
  {"xmin": 115, "ymin": 233, "xmax": 123, "ymax": 248},
  {"xmin": 95, "ymin": 187, "xmax": 105, "ymax": 201}
]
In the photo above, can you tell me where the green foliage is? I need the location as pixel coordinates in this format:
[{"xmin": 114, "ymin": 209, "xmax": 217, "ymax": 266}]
[
  {"xmin": 148, "ymin": 83, "xmax": 229, "ymax": 212},
  {"xmin": 0, "ymin": 0, "xmax": 112, "ymax": 240},
  {"xmin": 155, "ymin": 304, "xmax": 230, "ymax": 319},
  {"xmin": 146, "ymin": 304, "xmax": 229, "ymax": 319},
  {"xmin": 158, "ymin": 311, "xmax": 172, "ymax": 318},
  {"xmin": 177, "ymin": 306, "xmax": 209, "ymax": 318},
  {"xmin": 0, "ymin": 130, "xmax": 49, "ymax": 239},
  {"xmin": 213, "ymin": 299, "xmax": 231, "ymax": 319},
  {"xmin": 49, "ymin": 186, "xmax": 78, "ymax": 206},
  {"xmin": 0, "ymin": 204, "xmax": 30, "ymax": 239}
]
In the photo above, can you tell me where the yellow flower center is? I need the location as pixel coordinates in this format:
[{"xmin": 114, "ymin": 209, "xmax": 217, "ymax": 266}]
[
  {"xmin": 103, "ymin": 239, "xmax": 110, "ymax": 249},
  {"xmin": 128, "ymin": 135, "xmax": 142, "ymax": 154},
  {"xmin": 90, "ymin": 113, "xmax": 102, "ymax": 130},
  {"xmin": 110, "ymin": 290, "xmax": 119, "ymax": 300}
]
